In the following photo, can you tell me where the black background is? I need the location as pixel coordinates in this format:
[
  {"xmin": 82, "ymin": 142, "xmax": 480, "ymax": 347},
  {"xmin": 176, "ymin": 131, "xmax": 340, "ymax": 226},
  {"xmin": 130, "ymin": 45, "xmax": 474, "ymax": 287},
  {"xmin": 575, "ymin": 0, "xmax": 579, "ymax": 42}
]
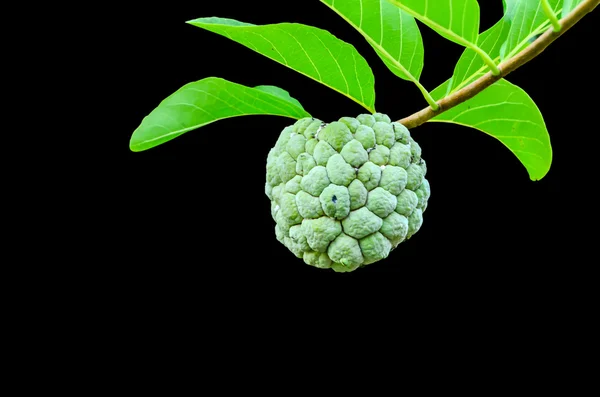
[{"xmin": 111, "ymin": 1, "xmax": 596, "ymax": 292}]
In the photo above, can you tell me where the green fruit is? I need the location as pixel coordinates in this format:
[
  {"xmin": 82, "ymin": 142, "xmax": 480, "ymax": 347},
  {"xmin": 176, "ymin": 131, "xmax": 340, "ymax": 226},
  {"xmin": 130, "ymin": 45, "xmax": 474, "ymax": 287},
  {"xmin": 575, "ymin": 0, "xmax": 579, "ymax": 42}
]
[{"xmin": 265, "ymin": 113, "xmax": 430, "ymax": 272}]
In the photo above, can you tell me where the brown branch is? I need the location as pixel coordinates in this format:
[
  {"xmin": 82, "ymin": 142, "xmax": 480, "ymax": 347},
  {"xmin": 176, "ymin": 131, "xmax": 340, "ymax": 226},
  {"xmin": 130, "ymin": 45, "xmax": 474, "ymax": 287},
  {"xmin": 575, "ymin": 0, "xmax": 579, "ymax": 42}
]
[{"xmin": 398, "ymin": 0, "xmax": 599, "ymax": 129}]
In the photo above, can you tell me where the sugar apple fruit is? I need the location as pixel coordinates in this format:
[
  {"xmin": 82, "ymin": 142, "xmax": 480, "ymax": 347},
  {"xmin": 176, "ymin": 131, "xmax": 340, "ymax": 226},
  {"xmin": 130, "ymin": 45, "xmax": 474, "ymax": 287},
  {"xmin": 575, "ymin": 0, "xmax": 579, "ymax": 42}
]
[{"xmin": 265, "ymin": 113, "xmax": 430, "ymax": 272}]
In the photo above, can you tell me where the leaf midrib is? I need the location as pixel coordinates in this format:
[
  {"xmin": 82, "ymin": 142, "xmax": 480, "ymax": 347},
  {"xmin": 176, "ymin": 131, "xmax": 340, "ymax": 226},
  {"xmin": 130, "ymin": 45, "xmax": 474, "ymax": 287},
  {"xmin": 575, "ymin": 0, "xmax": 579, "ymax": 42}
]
[
  {"xmin": 136, "ymin": 110, "xmax": 304, "ymax": 148},
  {"xmin": 320, "ymin": 1, "xmax": 419, "ymax": 84},
  {"xmin": 132, "ymin": 80, "xmax": 308, "ymax": 149},
  {"xmin": 430, "ymin": 119, "xmax": 546, "ymax": 161},
  {"xmin": 389, "ymin": 0, "xmax": 479, "ymax": 51}
]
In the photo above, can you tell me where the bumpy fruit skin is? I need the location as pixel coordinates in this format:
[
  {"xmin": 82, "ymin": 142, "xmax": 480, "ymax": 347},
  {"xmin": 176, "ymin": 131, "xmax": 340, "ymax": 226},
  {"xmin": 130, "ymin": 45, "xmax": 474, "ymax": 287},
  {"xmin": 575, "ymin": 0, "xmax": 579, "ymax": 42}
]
[{"xmin": 265, "ymin": 113, "xmax": 430, "ymax": 272}]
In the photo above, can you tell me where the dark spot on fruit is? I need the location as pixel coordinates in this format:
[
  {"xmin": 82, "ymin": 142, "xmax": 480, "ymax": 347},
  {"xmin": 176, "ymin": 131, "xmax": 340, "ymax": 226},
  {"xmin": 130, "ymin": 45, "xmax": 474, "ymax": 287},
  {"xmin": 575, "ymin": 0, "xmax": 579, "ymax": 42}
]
[{"xmin": 332, "ymin": 195, "xmax": 337, "ymax": 204}]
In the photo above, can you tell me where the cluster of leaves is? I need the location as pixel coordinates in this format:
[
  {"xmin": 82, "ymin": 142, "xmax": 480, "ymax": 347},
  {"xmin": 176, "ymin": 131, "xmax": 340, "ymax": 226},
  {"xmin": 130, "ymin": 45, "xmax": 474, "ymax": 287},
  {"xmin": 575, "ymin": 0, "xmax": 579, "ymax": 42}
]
[{"xmin": 129, "ymin": 0, "xmax": 586, "ymax": 181}]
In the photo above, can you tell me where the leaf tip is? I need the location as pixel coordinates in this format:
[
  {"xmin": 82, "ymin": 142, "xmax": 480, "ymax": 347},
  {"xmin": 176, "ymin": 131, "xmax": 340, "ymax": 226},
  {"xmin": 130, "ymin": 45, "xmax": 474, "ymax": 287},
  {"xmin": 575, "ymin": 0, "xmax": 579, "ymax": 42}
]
[
  {"xmin": 129, "ymin": 141, "xmax": 142, "ymax": 153},
  {"xmin": 532, "ymin": 143, "xmax": 553, "ymax": 181},
  {"xmin": 529, "ymin": 164, "xmax": 552, "ymax": 182},
  {"xmin": 129, "ymin": 133, "xmax": 147, "ymax": 153}
]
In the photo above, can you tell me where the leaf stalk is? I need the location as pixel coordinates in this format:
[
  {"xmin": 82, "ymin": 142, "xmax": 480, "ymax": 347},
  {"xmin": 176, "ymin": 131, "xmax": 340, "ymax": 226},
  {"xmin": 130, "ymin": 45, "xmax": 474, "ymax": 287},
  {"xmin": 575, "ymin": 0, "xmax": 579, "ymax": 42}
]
[
  {"xmin": 415, "ymin": 81, "xmax": 440, "ymax": 110},
  {"xmin": 542, "ymin": 0, "xmax": 562, "ymax": 32},
  {"xmin": 470, "ymin": 44, "xmax": 501, "ymax": 75}
]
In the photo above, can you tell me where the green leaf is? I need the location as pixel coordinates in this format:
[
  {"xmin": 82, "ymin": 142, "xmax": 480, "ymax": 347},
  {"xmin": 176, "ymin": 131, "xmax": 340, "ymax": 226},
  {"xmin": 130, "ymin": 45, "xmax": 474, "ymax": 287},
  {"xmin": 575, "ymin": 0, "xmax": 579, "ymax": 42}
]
[
  {"xmin": 439, "ymin": 18, "xmax": 511, "ymax": 99},
  {"xmin": 319, "ymin": 0, "xmax": 424, "ymax": 83},
  {"xmin": 129, "ymin": 77, "xmax": 310, "ymax": 152},
  {"xmin": 187, "ymin": 17, "xmax": 375, "ymax": 112},
  {"xmin": 501, "ymin": 0, "xmax": 562, "ymax": 60},
  {"xmin": 386, "ymin": 0, "xmax": 480, "ymax": 47},
  {"xmin": 430, "ymin": 79, "xmax": 552, "ymax": 181},
  {"xmin": 254, "ymin": 85, "xmax": 304, "ymax": 108},
  {"xmin": 562, "ymin": 0, "xmax": 584, "ymax": 17}
]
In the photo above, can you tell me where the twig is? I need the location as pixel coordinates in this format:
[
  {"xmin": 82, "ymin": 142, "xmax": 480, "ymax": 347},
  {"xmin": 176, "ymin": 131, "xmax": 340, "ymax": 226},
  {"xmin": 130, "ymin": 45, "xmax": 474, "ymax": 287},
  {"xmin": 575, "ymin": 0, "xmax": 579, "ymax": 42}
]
[{"xmin": 398, "ymin": 0, "xmax": 599, "ymax": 129}]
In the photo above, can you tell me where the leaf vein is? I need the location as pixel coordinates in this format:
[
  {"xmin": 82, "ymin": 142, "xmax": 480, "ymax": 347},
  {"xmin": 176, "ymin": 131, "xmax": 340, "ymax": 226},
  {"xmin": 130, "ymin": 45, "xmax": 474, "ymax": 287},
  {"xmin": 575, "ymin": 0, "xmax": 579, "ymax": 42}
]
[
  {"xmin": 359, "ymin": 0, "xmax": 363, "ymax": 29},
  {"xmin": 449, "ymin": 0, "xmax": 453, "ymax": 32},
  {"xmin": 186, "ymin": 87, "xmax": 247, "ymax": 113},
  {"xmin": 166, "ymin": 102, "xmax": 220, "ymax": 118},
  {"xmin": 450, "ymin": 101, "xmax": 530, "ymax": 120},
  {"xmin": 471, "ymin": 118, "xmax": 541, "ymax": 128},
  {"xmin": 310, "ymin": 31, "xmax": 350, "ymax": 94},
  {"xmin": 253, "ymin": 32, "xmax": 289, "ymax": 65},
  {"xmin": 495, "ymin": 135, "xmax": 545, "ymax": 145},
  {"xmin": 223, "ymin": 87, "xmax": 291, "ymax": 114},
  {"xmin": 379, "ymin": 0, "xmax": 384, "ymax": 46},
  {"xmin": 352, "ymin": 50, "xmax": 365, "ymax": 103},
  {"xmin": 512, "ymin": 149, "xmax": 545, "ymax": 160},
  {"xmin": 398, "ymin": 7, "xmax": 403, "ymax": 63},
  {"xmin": 273, "ymin": 27, "xmax": 323, "ymax": 80}
]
